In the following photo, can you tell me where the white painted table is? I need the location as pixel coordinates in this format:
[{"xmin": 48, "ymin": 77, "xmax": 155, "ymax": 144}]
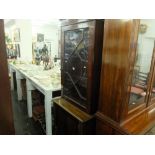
[{"xmin": 9, "ymin": 63, "xmax": 61, "ymax": 135}]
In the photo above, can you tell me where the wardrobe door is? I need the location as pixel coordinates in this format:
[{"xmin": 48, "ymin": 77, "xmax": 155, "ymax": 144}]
[
  {"xmin": 0, "ymin": 19, "xmax": 15, "ymax": 134},
  {"xmin": 98, "ymin": 19, "xmax": 139, "ymax": 122}
]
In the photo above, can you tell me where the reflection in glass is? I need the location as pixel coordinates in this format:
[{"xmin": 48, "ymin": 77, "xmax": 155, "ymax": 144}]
[{"xmin": 129, "ymin": 20, "xmax": 155, "ymax": 108}]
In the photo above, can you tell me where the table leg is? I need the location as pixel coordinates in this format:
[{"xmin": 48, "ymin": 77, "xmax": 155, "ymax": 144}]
[
  {"xmin": 26, "ymin": 79, "xmax": 35, "ymax": 118},
  {"xmin": 16, "ymin": 71, "xmax": 23, "ymax": 101},
  {"xmin": 45, "ymin": 91, "xmax": 52, "ymax": 135},
  {"xmin": 10, "ymin": 70, "xmax": 14, "ymax": 91}
]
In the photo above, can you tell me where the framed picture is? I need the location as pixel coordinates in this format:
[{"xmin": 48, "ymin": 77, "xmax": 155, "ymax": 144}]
[
  {"xmin": 37, "ymin": 33, "xmax": 44, "ymax": 42},
  {"xmin": 15, "ymin": 44, "xmax": 21, "ymax": 57},
  {"xmin": 14, "ymin": 28, "xmax": 20, "ymax": 42}
]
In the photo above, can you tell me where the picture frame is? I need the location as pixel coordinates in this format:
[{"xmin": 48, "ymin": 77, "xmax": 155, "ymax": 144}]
[
  {"xmin": 15, "ymin": 44, "xmax": 21, "ymax": 57},
  {"xmin": 14, "ymin": 28, "xmax": 20, "ymax": 42},
  {"xmin": 37, "ymin": 33, "xmax": 44, "ymax": 42}
]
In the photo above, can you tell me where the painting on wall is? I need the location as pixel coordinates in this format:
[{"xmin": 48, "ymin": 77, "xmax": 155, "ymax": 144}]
[
  {"xmin": 6, "ymin": 43, "xmax": 20, "ymax": 59},
  {"xmin": 15, "ymin": 44, "xmax": 21, "ymax": 57},
  {"xmin": 13, "ymin": 28, "xmax": 20, "ymax": 42},
  {"xmin": 32, "ymin": 42, "xmax": 52, "ymax": 65},
  {"xmin": 37, "ymin": 33, "xmax": 44, "ymax": 42}
]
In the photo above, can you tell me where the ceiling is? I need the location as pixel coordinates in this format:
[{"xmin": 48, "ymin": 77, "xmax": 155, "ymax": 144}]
[{"xmin": 4, "ymin": 19, "xmax": 60, "ymax": 29}]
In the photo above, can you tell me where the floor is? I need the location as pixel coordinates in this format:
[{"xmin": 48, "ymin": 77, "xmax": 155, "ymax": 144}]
[
  {"xmin": 11, "ymin": 91, "xmax": 45, "ymax": 135},
  {"xmin": 11, "ymin": 90, "xmax": 155, "ymax": 135}
]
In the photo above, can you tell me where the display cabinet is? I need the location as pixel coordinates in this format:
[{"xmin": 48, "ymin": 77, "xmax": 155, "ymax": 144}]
[
  {"xmin": 96, "ymin": 19, "xmax": 155, "ymax": 134},
  {"xmin": 52, "ymin": 19, "xmax": 104, "ymax": 135},
  {"xmin": 61, "ymin": 19, "xmax": 104, "ymax": 114}
]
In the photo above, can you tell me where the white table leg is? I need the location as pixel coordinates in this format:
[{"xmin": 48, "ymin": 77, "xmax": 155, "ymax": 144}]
[
  {"xmin": 26, "ymin": 79, "xmax": 35, "ymax": 118},
  {"xmin": 16, "ymin": 71, "xmax": 23, "ymax": 101},
  {"xmin": 10, "ymin": 70, "xmax": 14, "ymax": 91},
  {"xmin": 45, "ymin": 91, "xmax": 52, "ymax": 135}
]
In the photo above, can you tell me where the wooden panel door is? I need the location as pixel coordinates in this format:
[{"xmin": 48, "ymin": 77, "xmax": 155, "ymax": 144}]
[{"xmin": 0, "ymin": 19, "xmax": 15, "ymax": 134}]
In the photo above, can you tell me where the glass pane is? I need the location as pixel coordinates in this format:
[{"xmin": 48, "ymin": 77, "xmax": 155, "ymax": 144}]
[
  {"xmin": 63, "ymin": 28, "xmax": 89, "ymax": 106},
  {"xmin": 151, "ymin": 78, "xmax": 155, "ymax": 99},
  {"xmin": 151, "ymin": 47, "xmax": 155, "ymax": 100},
  {"xmin": 129, "ymin": 20, "xmax": 155, "ymax": 109}
]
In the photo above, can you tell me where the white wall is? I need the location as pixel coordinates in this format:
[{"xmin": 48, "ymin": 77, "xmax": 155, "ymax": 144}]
[{"xmin": 16, "ymin": 20, "xmax": 32, "ymax": 61}]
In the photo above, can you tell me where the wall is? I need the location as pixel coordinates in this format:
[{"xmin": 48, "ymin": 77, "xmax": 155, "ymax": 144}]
[
  {"xmin": 5, "ymin": 19, "xmax": 60, "ymax": 61},
  {"xmin": 16, "ymin": 20, "xmax": 32, "ymax": 61}
]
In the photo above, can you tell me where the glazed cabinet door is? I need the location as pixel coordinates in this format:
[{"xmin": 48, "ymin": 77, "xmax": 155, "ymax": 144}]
[
  {"xmin": 128, "ymin": 20, "xmax": 155, "ymax": 111},
  {"xmin": 146, "ymin": 41, "xmax": 155, "ymax": 104},
  {"xmin": 62, "ymin": 25, "xmax": 89, "ymax": 107},
  {"xmin": 61, "ymin": 20, "xmax": 104, "ymax": 113}
]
